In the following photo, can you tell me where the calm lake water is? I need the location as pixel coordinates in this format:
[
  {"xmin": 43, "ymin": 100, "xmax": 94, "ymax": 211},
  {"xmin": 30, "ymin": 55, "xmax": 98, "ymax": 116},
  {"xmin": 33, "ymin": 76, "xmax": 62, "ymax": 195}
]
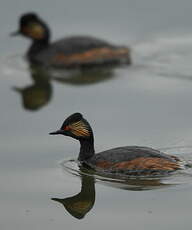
[{"xmin": 1, "ymin": 0, "xmax": 192, "ymax": 229}]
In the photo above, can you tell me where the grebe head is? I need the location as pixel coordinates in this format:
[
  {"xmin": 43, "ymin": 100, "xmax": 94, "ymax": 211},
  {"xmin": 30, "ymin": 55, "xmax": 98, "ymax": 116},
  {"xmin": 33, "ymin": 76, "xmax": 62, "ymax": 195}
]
[
  {"xmin": 49, "ymin": 113, "xmax": 94, "ymax": 141},
  {"xmin": 11, "ymin": 12, "xmax": 50, "ymax": 43}
]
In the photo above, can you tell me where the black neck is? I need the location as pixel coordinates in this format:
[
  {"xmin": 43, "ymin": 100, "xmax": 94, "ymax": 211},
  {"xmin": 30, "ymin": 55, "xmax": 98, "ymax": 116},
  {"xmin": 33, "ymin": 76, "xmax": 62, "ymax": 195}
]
[
  {"xmin": 27, "ymin": 39, "xmax": 49, "ymax": 59},
  {"xmin": 78, "ymin": 138, "xmax": 95, "ymax": 161}
]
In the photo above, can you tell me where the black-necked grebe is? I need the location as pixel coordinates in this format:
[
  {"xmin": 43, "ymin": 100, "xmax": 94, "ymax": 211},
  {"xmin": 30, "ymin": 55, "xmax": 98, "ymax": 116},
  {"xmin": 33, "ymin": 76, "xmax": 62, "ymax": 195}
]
[
  {"xmin": 50, "ymin": 113, "xmax": 183, "ymax": 176},
  {"xmin": 11, "ymin": 13, "xmax": 131, "ymax": 68}
]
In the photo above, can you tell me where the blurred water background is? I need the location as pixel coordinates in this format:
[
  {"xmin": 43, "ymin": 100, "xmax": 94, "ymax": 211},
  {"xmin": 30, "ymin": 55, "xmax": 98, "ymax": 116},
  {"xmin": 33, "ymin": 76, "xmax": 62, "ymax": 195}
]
[{"xmin": 1, "ymin": 0, "xmax": 192, "ymax": 229}]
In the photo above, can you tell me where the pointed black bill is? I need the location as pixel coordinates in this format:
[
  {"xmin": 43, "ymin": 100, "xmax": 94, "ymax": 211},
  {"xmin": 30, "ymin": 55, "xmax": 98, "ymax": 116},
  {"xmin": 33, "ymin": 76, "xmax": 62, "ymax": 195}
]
[
  {"xmin": 49, "ymin": 130, "xmax": 63, "ymax": 135},
  {"xmin": 12, "ymin": 86, "xmax": 22, "ymax": 93},
  {"xmin": 51, "ymin": 198, "xmax": 62, "ymax": 202},
  {"xmin": 10, "ymin": 31, "xmax": 20, "ymax": 36}
]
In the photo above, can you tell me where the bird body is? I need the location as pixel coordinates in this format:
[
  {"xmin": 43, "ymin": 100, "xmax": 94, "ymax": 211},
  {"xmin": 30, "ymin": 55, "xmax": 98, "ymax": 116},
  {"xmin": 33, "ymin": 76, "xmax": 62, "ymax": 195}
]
[{"xmin": 12, "ymin": 13, "xmax": 131, "ymax": 68}]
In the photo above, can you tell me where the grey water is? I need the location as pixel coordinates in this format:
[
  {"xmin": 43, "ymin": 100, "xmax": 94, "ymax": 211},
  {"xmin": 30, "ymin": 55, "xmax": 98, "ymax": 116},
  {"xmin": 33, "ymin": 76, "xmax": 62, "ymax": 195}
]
[{"xmin": 1, "ymin": 0, "xmax": 192, "ymax": 229}]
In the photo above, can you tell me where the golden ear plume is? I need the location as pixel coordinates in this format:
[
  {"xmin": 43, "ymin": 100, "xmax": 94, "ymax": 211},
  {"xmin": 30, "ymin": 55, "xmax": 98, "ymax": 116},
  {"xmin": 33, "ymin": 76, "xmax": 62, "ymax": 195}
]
[
  {"xmin": 23, "ymin": 23, "xmax": 45, "ymax": 39},
  {"xmin": 70, "ymin": 121, "xmax": 90, "ymax": 137}
]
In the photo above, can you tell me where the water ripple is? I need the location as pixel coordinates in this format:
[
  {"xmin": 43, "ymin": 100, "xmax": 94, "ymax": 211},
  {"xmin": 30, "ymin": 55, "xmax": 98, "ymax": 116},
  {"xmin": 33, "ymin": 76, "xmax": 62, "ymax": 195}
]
[{"xmin": 59, "ymin": 146, "xmax": 192, "ymax": 191}]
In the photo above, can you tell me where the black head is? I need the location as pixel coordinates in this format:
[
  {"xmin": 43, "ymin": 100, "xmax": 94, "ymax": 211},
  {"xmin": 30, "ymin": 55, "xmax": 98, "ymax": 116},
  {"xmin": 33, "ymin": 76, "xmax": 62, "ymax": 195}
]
[
  {"xmin": 49, "ymin": 113, "xmax": 93, "ymax": 140},
  {"xmin": 11, "ymin": 12, "xmax": 50, "ymax": 42}
]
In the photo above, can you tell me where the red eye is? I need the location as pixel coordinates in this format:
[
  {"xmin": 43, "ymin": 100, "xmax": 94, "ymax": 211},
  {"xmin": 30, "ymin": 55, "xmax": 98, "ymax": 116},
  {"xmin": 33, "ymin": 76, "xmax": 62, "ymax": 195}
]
[{"xmin": 64, "ymin": 126, "xmax": 70, "ymax": 131}]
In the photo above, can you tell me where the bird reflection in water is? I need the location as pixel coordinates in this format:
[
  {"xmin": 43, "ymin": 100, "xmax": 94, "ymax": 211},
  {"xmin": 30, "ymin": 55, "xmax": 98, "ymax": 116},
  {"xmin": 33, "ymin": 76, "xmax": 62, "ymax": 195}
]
[
  {"xmin": 52, "ymin": 169, "xmax": 95, "ymax": 220},
  {"xmin": 13, "ymin": 63, "xmax": 115, "ymax": 111},
  {"xmin": 52, "ymin": 67, "xmax": 115, "ymax": 86},
  {"xmin": 101, "ymin": 176, "xmax": 172, "ymax": 191},
  {"xmin": 51, "ymin": 166, "xmax": 172, "ymax": 219},
  {"xmin": 13, "ymin": 64, "xmax": 52, "ymax": 111}
]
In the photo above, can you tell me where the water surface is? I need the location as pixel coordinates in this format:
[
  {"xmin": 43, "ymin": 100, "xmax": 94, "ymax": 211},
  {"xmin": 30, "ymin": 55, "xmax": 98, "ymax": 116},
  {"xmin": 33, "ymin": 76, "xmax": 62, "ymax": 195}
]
[{"xmin": 1, "ymin": 0, "xmax": 192, "ymax": 229}]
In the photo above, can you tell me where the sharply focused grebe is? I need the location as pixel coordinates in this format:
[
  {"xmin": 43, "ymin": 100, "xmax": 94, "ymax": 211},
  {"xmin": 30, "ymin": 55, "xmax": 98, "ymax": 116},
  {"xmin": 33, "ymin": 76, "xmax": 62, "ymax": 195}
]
[
  {"xmin": 50, "ymin": 113, "xmax": 183, "ymax": 176},
  {"xmin": 11, "ymin": 13, "xmax": 131, "ymax": 68}
]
